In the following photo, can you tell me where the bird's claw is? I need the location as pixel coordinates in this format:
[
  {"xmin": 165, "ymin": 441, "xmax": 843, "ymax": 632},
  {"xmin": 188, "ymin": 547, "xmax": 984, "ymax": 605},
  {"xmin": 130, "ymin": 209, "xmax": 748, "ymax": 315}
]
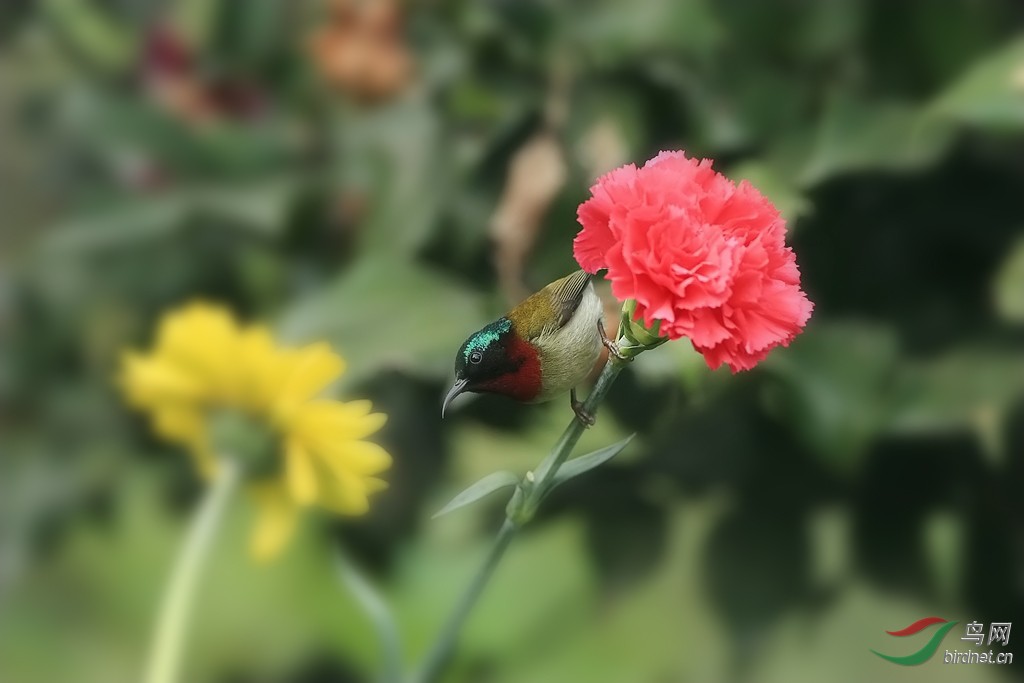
[
  {"xmin": 598, "ymin": 319, "xmax": 629, "ymax": 361},
  {"xmin": 570, "ymin": 387, "xmax": 595, "ymax": 427}
]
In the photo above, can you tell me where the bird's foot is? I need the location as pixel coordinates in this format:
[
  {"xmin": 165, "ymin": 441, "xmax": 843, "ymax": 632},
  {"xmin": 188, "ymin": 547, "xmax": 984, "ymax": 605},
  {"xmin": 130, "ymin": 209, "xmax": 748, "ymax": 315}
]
[
  {"xmin": 598, "ymin": 319, "xmax": 629, "ymax": 361},
  {"xmin": 570, "ymin": 387, "xmax": 595, "ymax": 427}
]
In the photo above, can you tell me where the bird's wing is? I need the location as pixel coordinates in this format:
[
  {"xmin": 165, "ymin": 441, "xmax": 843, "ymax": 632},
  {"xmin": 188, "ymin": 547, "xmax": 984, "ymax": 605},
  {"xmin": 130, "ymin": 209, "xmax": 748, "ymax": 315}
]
[
  {"xmin": 512, "ymin": 270, "xmax": 593, "ymax": 340},
  {"xmin": 550, "ymin": 270, "xmax": 593, "ymax": 328}
]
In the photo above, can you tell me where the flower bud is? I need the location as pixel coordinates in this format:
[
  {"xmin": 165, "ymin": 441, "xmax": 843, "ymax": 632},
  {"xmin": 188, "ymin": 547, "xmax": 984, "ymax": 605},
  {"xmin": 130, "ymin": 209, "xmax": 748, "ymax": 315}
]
[
  {"xmin": 616, "ymin": 300, "xmax": 669, "ymax": 358},
  {"xmin": 505, "ymin": 484, "xmax": 531, "ymax": 527}
]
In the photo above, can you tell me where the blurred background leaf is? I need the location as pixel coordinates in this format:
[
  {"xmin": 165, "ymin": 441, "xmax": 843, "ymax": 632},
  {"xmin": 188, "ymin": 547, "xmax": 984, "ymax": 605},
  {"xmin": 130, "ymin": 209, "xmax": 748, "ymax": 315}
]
[{"xmin": 929, "ymin": 35, "xmax": 1024, "ymax": 130}]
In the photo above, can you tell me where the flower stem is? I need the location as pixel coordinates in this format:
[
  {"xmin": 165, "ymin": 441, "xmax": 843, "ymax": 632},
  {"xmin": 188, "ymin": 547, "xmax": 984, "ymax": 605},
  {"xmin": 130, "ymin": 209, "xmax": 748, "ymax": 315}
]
[
  {"xmin": 142, "ymin": 459, "xmax": 241, "ymax": 683},
  {"xmin": 413, "ymin": 357, "xmax": 627, "ymax": 683},
  {"xmin": 526, "ymin": 358, "xmax": 626, "ymax": 509},
  {"xmin": 411, "ymin": 519, "xmax": 517, "ymax": 683},
  {"xmin": 335, "ymin": 549, "xmax": 404, "ymax": 683}
]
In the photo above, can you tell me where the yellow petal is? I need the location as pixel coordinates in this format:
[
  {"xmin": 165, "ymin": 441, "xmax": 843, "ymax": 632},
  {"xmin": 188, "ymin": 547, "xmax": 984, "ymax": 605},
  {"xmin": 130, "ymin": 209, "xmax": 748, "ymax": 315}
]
[
  {"xmin": 273, "ymin": 343, "xmax": 345, "ymax": 419},
  {"xmin": 151, "ymin": 406, "xmax": 204, "ymax": 443},
  {"xmin": 149, "ymin": 407, "xmax": 216, "ymax": 478},
  {"xmin": 312, "ymin": 442, "xmax": 390, "ymax": 516},
  {"xmin": 332, "ymin": 399, "xmax": 372, "ymax": 417},
  {"xmin": 119, "ymin": 353, "xmax": 205, "ymax": 407},
  {"xmin": 249, "ymin": 483, "xmax": 300, "ymax": 562},
  {"xmin": 236, "ymin": 326, "xmax": 278, "ymax": 410},
  {"xmin": 285, "ymin": 439, "xmax": 318, "ymax": 505},
  {"xmin": 313, "ymin": 439, "xmax": 392, "ymax": 477},
  {"xmin": 187, "ymin": 441, "xmax": 218, "ymax": 480},
  {"xmin": 154, "ymin": 303, "xmax": 243, "ymax": 402},
  {"xmin": 317, "ymin": 471, "xmax": 371, "ymax": 516},
  {"xmin": 291, "ymin": 400, "xmax": 387, "ymax": 442}
]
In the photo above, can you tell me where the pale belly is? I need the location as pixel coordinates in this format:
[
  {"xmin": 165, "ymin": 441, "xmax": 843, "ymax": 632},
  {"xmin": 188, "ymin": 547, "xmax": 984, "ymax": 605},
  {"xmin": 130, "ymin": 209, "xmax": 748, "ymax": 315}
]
[{"xmin": 530, "ymin": 285, "xmax": 605, "ymax": 403}]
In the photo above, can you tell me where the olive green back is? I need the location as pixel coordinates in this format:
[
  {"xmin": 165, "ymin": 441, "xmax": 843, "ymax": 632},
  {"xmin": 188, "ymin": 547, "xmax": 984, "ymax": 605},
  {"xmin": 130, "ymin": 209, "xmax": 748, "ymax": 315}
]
[{"xmin": 507, "ymin": 270, "xmax": 592, "ymax": 341}]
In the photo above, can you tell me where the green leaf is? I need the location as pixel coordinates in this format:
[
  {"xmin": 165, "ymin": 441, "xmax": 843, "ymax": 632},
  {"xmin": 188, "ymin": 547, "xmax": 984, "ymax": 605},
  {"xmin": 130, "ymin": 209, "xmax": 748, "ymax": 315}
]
[
  {"xmin": 571, "ymin": 0, "xmax": 722, "ymax": 65},
  {"xmin": 450, "ymin": 404, "xmax": 631, "ymax": 491},
  {"xmin": 730, "ymin": 160, "xmax": 811, "ymax": 226},
  {"xmin": 42, "ymin": 0, "xmax": 135, "ymax": 72},
  {"xmin": 993, "ymin": 235, "xmax": 1024, "ymax": 324},
  {"xmin": 393, "ymin": 515, "xmax": 596, "ymax": 666},
  {"xmin": 278, "ymin": 256, "xmax": 485, "ymax": 387},
  {"xmin": 38, "ymin": 179, "xmax": 300, "ymax": 253},
  {"xmin": 929, "ymin": 36, "xmax": 1024, "ymax": 131},
  {"xmin": 63, "ymin": 94, "xmax": 296, "ymax": 178},
  {"xmin": 552, "ymin": 434, "xmax": 636, "ymax": 487},
  {"xmin": 459, "ymin": 504, "xmax": 727, "ymax": 683},
  {"xmin": 887, "ymin": 349, "xmax": 1024, "ymax": 462},
  {"xmin": 208, "ymin": 0, "xmax": 283, "ymax": 66},
  {"xmin": 432, "ymin": 471, "xmax": 520, "ymax": 519},
  {"xmin": 567, "ymin": 86, "xmax": 646, "ymax": 177},
  {"xmin": 763, "ymin": 323, "xmax": 900, "ymax": 474},
  {"xmin": 0, "ymin": 472, "xmax": 384, "ymax": 683},
  {"xmin": 793, "ymin": 0, "xmax": 864, "ymax": 62},
  {"xmin": 799, "ymin": 93, "xmax": 955, "ymax": 186},
  {"xmin": 196, "ymin": 179, "xmax": 300, "ymax": 235},
  {"xmin": 172, "ymin": 0, "xmax": 221, "ymax": 54},
  {"xmin": 333, "ymin": 551, "xmax": 402, "ymax": 683},
  {"xmin": 38, "ymin": 194, "xmax": 191, "ymax": 253},
  {"xmin": 335, "ymin": 98, "xmax": 449, "ymax": 258}
]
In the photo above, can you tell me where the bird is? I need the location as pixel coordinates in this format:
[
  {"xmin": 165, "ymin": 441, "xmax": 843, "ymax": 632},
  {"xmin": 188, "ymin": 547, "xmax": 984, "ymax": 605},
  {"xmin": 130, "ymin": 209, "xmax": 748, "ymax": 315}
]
[{"xmin": 442, "ymin": 270, "xmax": 623, "ymax": 424}]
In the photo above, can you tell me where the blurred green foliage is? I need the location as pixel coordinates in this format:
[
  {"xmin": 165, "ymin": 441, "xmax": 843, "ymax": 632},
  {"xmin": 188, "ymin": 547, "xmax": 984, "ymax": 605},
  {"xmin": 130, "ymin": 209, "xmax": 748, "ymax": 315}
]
[{"xmin": 1, "ymin": 1, "xmax": 1024, "ymax": 682}]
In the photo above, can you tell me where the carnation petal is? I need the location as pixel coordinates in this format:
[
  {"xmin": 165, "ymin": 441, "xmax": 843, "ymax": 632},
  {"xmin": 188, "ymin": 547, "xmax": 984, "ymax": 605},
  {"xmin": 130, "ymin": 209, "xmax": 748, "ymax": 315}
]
[
  {"xmin": 679, "ymin": 307, "xmax": 733, "ymax": 347},
  {"xmin": 697, "ymin": 340, "xmax": 772, "ymax": 373},
  {"xmin": 574, "ymin": 203, "xmax": 616, "ymax": 273},
  {"xmin": 572, "ymin": 149, "xmax": 813, "ymax": 370},
  {"xmin": 733, "ymin": 309, "xmax": 788, "ymax": 353}
]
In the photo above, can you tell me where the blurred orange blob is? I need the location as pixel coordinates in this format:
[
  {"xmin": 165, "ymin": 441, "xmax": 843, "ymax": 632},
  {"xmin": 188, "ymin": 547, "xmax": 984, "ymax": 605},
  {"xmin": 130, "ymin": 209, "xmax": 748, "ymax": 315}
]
[{"xmin": 307, "ymin": 0, "xmax": 415, "ymax": 103}]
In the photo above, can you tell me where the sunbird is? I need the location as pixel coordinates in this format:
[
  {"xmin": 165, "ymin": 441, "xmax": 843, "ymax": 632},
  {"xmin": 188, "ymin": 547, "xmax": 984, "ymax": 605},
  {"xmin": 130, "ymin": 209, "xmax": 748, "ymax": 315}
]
[{"xmin": 443, "ymin": 270, "xmax": 622, "ymax": 423}]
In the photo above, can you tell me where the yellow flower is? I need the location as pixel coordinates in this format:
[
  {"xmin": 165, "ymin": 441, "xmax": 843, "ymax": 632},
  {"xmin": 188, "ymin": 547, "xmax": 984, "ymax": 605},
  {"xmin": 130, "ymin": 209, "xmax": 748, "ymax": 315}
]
[{"xmin": 119, "ymin": 302, "xmax": 391, "ymax": 561}]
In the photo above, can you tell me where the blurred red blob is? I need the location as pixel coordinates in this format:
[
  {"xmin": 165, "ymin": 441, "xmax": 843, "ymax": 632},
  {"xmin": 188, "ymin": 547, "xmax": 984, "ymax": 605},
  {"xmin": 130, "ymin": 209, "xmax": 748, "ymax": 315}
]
[{"xmin": 141, "ymin": 24, "xmax": 266, "ymax": 126}]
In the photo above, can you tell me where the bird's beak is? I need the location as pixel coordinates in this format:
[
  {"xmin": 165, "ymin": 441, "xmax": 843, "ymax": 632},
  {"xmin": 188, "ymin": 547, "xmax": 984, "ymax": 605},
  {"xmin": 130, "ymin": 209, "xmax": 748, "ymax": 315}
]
[{"xmin": 442, "ymin": 378, "xmax": 469, "ymax": 418}]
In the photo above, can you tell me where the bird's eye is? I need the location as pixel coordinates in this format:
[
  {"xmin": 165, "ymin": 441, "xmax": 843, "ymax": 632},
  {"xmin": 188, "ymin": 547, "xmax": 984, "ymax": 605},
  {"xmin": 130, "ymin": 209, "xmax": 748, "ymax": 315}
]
[{"xmin": 469, "ymin": 351, "xmax": 483, "ymax": 364}]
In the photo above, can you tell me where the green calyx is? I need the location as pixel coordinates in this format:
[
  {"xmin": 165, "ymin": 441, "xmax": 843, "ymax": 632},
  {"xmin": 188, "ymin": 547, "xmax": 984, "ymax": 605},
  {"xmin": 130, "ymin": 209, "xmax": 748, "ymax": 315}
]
[
  {"xmin": 504, "ymin": 484, "xmax": 531, "ymax": 527},
  {"xmin": 616, "ymin": 300, "xmax": 670, "ymax": 358},
  {"xmin": 208, "ymin": 410, "xmax": 279, "ymax": 477}
]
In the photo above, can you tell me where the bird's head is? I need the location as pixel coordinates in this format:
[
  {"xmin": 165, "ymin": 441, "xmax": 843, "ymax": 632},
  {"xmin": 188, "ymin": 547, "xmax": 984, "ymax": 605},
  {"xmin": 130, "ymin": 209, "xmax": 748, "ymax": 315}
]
[{"xmin": 442, "ymin": 317, "xmax": 541, "ymax": 416}]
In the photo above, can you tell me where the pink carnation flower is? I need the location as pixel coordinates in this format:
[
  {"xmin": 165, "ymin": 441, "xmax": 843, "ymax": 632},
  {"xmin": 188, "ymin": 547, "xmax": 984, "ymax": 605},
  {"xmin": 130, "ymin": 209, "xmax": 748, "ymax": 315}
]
[{"xmin": 574, "ymin": 151, "xmax": 813, "ymax": 372}]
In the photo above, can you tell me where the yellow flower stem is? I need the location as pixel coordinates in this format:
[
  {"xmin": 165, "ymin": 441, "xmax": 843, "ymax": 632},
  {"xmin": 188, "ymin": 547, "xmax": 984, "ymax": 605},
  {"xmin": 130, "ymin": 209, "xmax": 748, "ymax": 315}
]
[
  {"xmin": 142, "ymin": 459, "xmax": 241, "ymax": 683},
  {"xmin": 413, "ymin": 354, "xmax": 628, "ymax": 683}
]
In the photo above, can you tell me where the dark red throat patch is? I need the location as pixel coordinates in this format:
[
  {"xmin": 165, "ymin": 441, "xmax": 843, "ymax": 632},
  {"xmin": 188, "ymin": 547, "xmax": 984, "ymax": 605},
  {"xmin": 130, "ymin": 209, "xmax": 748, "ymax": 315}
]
[{"xmin": 478, "ymin": 334, "xmax": 542, "ymax": 402}]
